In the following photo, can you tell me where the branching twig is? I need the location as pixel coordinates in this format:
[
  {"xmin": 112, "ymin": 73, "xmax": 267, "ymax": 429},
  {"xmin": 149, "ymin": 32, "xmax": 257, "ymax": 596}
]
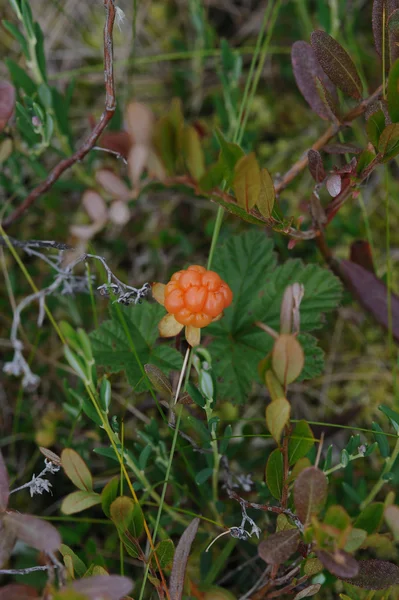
[
  {"xmin": 2, "ymin": 239, "xmax": 149, "ymax": 390},
  {"xmin": 2, "ymin": 0, "xmax": 117, "ymax": 229},
  {"xmin": 228, "ymin": 490, "xmax": 304, "ymax": 533},
  {"xmin": 274, "ymin": 84, "xmax": 383, "ymax": 195},
  {"xmin": 0, "ymin": 565, "xmax": 56, "ymax": 575}
]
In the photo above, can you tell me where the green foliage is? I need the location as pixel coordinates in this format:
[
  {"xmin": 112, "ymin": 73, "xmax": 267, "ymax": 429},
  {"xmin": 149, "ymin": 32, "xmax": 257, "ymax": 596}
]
[
  {"xmin": 90, "ymin": 303, "xmax": 183, "ymax": 392},
  {"xmin": 208, "ymin": 230, "xmax": 342, "ymax": 402}
]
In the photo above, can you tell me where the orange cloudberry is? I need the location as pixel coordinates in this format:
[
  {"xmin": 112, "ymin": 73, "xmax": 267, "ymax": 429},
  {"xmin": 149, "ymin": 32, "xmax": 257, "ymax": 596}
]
[{"xmin": 152, "ymin": 265, "xmax": 233, "ymax": 347}]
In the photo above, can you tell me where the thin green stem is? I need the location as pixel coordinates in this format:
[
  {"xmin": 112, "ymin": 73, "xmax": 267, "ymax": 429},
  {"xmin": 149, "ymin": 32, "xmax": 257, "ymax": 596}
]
[
  {"xmin": 385, "ymin": 168, "xmax": 393, "ymax": 358},
  {"xmin": 360, "ymin": 435, "xmax": 399, "ymax": 510},
  {"xmin": 207, "ymin": 206, "xmax": 224, "ymax": 270},
  {"xmin": 238, "ymin": 0, "xmax": 282, "ymax": 142},
  {"xmin": 0, "ymin": 225, "xmax": 65, "ymax": 345},
  {"xmin": 207, "ymin": 1, "xmax": 280, "ymax": 269},
  {"xmin": 323, "ymin": 452, "xmax": 364, "ymax": 476},
  {"xmin": 49, "ymin": 46, "xmax": 291, "ymax": 81},
  {"xmin": 233, "ymin": 4, "xmax": 273, "ymax": 144},
  {"xmin": 138, "ymin": 406, "xmax": 183, "ymax": 600},
  {"xmin": 382, "ymin": 5, "xmax": 387, "ymax": 98}
]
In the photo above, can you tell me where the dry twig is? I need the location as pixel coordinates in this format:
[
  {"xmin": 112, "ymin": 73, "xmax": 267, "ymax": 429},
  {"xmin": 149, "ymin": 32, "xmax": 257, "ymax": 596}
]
[{"xmin": 2, "ymin": 0, "xmax": 117, "ymax": 229}]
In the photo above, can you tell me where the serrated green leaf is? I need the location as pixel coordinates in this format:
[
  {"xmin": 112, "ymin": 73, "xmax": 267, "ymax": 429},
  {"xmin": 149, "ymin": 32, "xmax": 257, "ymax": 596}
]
[
  {"xmin": 207, "ymin": 231, "xmax": 341, "ymax": 402},
  {"xmin": 90, "ymin": 303, "xmax": 183, "ymax": 393}
]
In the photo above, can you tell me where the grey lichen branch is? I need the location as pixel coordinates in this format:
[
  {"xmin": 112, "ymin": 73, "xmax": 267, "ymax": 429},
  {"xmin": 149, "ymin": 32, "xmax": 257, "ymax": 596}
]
[
  {"xmin": 2, "ymin": 239, "xmax": 150, "ymax": 391},
  {"xmin": 9, "ymin": 458, "xmax": 60, "ymax": 498}
]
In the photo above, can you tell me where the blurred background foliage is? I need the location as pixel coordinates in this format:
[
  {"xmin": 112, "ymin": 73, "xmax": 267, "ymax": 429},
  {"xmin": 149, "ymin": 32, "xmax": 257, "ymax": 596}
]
[{"xmin": 0, "ymin": 0, "xmax": 399, "ymax": 598}]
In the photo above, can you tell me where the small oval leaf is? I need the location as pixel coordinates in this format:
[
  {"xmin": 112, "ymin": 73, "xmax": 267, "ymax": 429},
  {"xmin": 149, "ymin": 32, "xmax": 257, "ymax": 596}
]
[
  {"xmin": 257, "ymin": 168, "xmax": 275, "ymax": 218},
  {"xmin": 61, "ymin": 491, "xmax": 101, "ymax": 515},
  {"xmin": 61, "ymin": 448, "xmax": 93, "ymax": 492},
  {"xmin": 311, "ymin": 30, "xmax": 363, "ymax": 99},
  {"xmin": 317, "ymin": 549, "xmax": 359, "ymax": 578},
  {"xmin": 293, "ymin": 467, "xmax": 328, "ymax": 526},
  {"xmin": 258, "ymin": 530, "xmax": 300, "ymax": 564},
  {"xmin": 170, "ymin": 518, "xmax": 200, "ymax": 600},
  {"xmin": 4, "ymin": 512, "xmax": 61, "ymax": 553},
  {"xmin": 308, "ymin": 149, "xmax": 326, "ymax": 182},
  {"xmin": 291, "ymin": 41, "xmax": 338, "ymax": 120},
  {"xmin": 233, "ymin": 152, "xmax": 261, "ymax": 212},
  {"xmin": 272, "ymin": 334, "xmax": 304, "ymax": 386},
  {"xmin": 340, "ymin": 559, "xmax": 399, "ymax": 589},
  {"xmin": 266, "ymin": 398, "xmax": 291, "ymax": 445}
]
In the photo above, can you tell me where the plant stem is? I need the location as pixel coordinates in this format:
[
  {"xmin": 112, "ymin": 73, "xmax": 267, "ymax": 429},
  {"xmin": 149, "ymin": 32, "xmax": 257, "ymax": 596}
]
[
  {"xmin": 207, "ymin": 206, "xmax": 224, "ymax": 270},
  {"xmin": 138, "ymin": 406, "xmax": 184, "ymax": 600},
  {"xmin": 360, "ymin": 436, "xmax": 399, "ymax": 510},
  {"xmin": 324, "ymin": 452, "xmax": 364, "ymax": 476}
]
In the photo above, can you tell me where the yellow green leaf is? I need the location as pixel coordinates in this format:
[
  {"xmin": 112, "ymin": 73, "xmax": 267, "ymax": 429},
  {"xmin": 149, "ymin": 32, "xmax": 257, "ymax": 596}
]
[
  {"xmin": 183, "ymin": 125, "xmax": 205, "ymax": 181},
  {"xmin": 257, "ymin": 168, "xmax": 275, "ymax": 218},
  {"xmin": 233, "ymin": 152, "xmax": 261, "ymax": 212},
  {"xmin": 266, "ymin": 397, "xmax": 290, "ymax": 445}
]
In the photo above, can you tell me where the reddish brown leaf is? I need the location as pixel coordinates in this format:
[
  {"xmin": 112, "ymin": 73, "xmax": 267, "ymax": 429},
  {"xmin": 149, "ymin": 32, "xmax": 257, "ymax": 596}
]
[
  {"xmin": 0, "ymin": 520, "xmax": 16, "ymax": 567},
  {"xmin": 373, "ymin": 0, "xmax": 399, "ymax": 66},
  {"xmin": 340, "ymin": 559, "xmax": 399, "ymax": 589},
  {"xmin": 258, "ymin": 530, "xmax": 300, "ymax": 564},
  {"xmin": 170, "ymin": 518, "xmax": 200, "ymax": 600},
  {"xmin": 323, "ymin": 143, "xmax": 362, "ymax": 154},
  {"xmin": 311, "ymin": 31, "xmax": 363, "ymax": 100},
  {"xmin": 0, "ymin": 81, "xmax": 15, "ymax": 133},
  {"xmin": 0, "ymin": 585, "xmax": 38, "ymax": 599},
  {"xmin": 39, "ymin": 447, "xmax": 61, "ymax": 466},
  {"xmin": 291, "ymin": 41, "xmax": 338, "ymax": 120},
  {"xmin": 99, "ymin": 131, "xmax": 132, "ymax": 159},
  {"xmin": 317, "ymin": 549, "xmax": 359, "ymax": 578},
  {"xmin": 125, "ymin": 102, "xmax": 155, "ymax": 146},
  {"xmin": 339, "ymin": 259, "xmax": 399, "ymax": 342},
  {"xmin": 308, "ymin": 150, "xmax": 326, "ymax": 182},
  {"xmin": 314, "ymin": 76, "xmax": 341, "ymax": 121},
  {"xmin": 0, "ymin": 450, "xmax": 9, "ymax": 511},
  {"xmin": 350, "ymin": 241, "xmax": 375, "ymax": 274},
  {"xmin": 4, "ymin": 512, "xmax": 61, "ymax": 553},
  {"xmin": 293, "ymin": 467, "xmax": 328, "ymax": 526}
]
